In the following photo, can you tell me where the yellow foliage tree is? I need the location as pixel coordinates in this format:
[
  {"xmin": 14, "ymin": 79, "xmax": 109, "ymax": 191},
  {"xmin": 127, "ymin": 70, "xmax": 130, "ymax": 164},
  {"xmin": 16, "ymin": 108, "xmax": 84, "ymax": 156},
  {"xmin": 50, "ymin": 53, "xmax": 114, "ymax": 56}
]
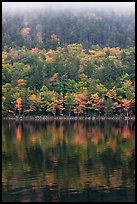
[{"xmin": 106, "ymin": 87, "xmax": 117, "ymax": 99}]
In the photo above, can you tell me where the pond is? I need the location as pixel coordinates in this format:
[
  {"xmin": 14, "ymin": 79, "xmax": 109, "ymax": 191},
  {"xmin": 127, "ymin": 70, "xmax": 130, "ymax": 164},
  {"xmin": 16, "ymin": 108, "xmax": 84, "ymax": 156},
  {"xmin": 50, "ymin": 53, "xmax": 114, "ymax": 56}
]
[{"xmin": 2, "ymin": 120, "xmax": 135, "ymax": 202}]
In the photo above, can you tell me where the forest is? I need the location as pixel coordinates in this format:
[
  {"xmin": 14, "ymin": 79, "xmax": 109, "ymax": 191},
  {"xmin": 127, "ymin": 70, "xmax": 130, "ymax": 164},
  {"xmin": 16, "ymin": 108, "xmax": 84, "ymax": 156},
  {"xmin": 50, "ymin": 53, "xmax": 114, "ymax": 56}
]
[
  {"xmin": 2, "ymin": 6, "xmax": 135, "ymax": 117},
  {"xmin": 2, "ymin": 6, "xmax": 135, "ymax": 49},
  {"xmin": 2, "ymin": 44, "xmax": 135, "ymax": 117}
]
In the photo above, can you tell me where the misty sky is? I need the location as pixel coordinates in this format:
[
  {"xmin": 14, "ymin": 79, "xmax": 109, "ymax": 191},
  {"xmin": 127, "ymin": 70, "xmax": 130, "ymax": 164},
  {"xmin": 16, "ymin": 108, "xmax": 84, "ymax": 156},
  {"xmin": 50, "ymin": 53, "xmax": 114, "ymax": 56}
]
[{"xmin": 2, "ymin": 2, "xmax": 135, "ymax": 13}]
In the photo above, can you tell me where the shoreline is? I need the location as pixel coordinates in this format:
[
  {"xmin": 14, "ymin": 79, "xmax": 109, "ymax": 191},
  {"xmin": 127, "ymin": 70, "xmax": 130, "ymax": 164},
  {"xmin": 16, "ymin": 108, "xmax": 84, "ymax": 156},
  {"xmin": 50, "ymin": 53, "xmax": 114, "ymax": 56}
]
[{"xmin": 2, "ymin": 116, "xmax": 135, "ymax": 121}]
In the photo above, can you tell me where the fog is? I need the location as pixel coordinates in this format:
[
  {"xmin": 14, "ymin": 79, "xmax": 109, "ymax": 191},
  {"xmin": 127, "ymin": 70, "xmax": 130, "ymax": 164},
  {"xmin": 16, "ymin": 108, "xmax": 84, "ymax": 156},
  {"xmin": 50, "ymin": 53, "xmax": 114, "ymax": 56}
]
[{"xmin": 2, "ymin": 2, "xmax": 135, "ymax": 14}]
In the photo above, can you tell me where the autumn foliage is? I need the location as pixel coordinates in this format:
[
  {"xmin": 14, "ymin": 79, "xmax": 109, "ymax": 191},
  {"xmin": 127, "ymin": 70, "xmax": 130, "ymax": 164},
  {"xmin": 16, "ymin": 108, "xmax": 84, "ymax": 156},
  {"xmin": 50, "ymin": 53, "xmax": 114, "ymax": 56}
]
[
  {"xmin": 51, "ymin": 34, "xmax": 59, "ymax": 41},
  {"xmin": 74, "ymin": 94, "xmax": 87, "ymax": 115},
  {"xmin": 2, "ymin": 44, "xmax": 135, "ymax": 117},
  {"xmin": 20, "ymin": 27, "xmax": 31, "ymax": 38},
  {"xmin": 15, "ymin": 98, "xmax": 22, "ymax": 113}
]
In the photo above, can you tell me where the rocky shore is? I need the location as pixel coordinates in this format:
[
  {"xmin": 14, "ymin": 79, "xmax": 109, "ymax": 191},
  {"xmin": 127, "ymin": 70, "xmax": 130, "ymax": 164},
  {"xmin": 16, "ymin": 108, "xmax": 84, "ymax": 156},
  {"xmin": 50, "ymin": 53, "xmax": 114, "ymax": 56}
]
[{"xmin": 2, "ymin": 116, "xmax": 135, "ymax": 121}]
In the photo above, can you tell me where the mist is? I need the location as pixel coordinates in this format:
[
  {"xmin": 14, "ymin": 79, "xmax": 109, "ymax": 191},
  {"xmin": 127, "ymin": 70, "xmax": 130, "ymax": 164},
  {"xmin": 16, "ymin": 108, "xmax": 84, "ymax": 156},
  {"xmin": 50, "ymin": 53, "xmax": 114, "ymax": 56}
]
[
  {"xmin": 2, "ymin": 2, "xmax": 135, "ymax": 15},
  {"xmin": 2, "ymin": 2, "xmax": 135, "ymax": 49}
]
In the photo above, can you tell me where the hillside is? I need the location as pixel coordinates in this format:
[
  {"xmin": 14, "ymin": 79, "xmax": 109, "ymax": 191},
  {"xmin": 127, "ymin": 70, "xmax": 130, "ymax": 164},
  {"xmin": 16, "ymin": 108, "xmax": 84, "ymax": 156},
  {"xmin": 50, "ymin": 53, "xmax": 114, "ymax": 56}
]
[
  {"xmin": 2, "ymin": 45, "xmax": 135, "ymax": 117},
  {"xmin": 2, "ymin": 7, "xmax": 135, "ymax": 49},
  {"xmin": 2, "ymin": 3, "xmax": 135, "ymax": 117}
]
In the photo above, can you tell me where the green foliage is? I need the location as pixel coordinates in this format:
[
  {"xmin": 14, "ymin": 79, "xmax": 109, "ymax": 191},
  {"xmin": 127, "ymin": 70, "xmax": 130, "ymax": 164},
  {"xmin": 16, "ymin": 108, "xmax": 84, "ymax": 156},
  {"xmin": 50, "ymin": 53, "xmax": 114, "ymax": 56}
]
[{"xmin": 2, "ymin": 45, "xmax": 135, "ymax": 117}]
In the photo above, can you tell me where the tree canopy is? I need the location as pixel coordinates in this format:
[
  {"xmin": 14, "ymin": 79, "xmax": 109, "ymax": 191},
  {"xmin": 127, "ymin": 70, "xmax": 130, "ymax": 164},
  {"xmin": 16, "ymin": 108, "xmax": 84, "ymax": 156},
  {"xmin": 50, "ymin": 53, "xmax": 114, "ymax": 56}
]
[{"xmin": 2, "ymin": 44, "xmax": 135, "ymax": 117}]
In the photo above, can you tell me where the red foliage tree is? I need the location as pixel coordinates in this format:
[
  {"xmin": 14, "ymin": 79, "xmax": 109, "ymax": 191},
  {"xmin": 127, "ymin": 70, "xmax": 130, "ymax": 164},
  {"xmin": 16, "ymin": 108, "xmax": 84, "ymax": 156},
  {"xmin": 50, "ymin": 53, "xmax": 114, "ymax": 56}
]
[
  {"xmin": 20, "ymin": 27, "xmax": 31, "ymax": 38},
  {"xmin": 51, "ymin": 34, "xmax": 59, "ymax": 41}
]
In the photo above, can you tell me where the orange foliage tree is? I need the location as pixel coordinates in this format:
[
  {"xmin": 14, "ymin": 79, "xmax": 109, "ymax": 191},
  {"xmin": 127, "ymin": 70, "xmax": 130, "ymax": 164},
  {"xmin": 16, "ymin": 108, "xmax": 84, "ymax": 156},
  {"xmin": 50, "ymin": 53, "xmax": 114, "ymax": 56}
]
[
  {"xmin": 46, "ymin": 55, "xmax": 53, "ymax": 64},
  {"xmin": 106, "ymin": 87, "xmax": 117, "ymax": 99},
  {"xmin": 112, "ymin": 102, "xmax": 122, "ymax": 115},
  {"xmin": 122, "ymin": 99, "xmax": 131, "ymax": 117},
  {"xmin": 73, "ymin": 93, "xmax": 87, "ymax": 116},
  {"xmin": 50, "ymin": 94, "xmax": 65, "ymax": 116},
  {"xmin": 15, "ymin": 97, "xmax": 22, "ymax": 114},
  {"xmin": 90, "ymin": 93, "xmax": 103, "ymax": 116}
]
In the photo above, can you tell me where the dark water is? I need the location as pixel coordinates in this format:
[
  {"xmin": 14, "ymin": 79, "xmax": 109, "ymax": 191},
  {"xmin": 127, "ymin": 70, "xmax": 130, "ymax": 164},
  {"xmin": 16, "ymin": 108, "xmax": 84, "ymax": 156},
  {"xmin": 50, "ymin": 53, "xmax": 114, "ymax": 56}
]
[{"xmin": 2, "ymin": 120, "xmax": 135, "ymax": 202}]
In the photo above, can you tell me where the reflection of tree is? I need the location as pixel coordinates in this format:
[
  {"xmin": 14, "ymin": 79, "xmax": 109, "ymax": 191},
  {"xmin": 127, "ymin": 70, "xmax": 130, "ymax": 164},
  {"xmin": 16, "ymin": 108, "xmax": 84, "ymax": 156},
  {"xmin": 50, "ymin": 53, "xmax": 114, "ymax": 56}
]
[
  {"xmin": 90, "ymin": 127, "xmax": 102, "ymax": 145},
  {"xmin": 122, "ymin": 124, "xmax": 132, "ymax": 139},
  {"xmin": 15, "ymin": 125, "xmax": 22, "ymax": 141},
  {"xmin": 73, "ymin": 123, "xmax": 87, "ymax": 145},
  {"xmin": 2, "ymin": 120, "xmax": 135, "ymax": 201}
]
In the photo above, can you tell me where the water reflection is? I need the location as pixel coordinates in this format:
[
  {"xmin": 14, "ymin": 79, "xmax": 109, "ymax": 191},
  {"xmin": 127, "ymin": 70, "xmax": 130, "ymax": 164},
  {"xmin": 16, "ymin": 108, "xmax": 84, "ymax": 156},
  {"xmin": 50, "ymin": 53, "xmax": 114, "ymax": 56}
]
[{"xmin": 2, "ymin": 120, "xmax": 135, "ymax": 202}]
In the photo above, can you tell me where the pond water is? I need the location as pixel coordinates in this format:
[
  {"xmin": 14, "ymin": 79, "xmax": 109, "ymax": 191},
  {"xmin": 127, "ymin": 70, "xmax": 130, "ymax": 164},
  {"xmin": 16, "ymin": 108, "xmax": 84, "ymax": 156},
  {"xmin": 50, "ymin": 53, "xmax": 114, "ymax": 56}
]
[{"xmin": 2, "ymin": 120, "xmax": 135, "ymax": 202}]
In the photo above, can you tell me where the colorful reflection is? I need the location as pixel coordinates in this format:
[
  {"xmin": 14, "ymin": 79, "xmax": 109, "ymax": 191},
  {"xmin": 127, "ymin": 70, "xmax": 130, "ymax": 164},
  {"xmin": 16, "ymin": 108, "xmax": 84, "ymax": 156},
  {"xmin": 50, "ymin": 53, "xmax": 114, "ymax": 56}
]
[{"xmin": 2, "ymin": 120, "xmax": 135, "ymax": 202}]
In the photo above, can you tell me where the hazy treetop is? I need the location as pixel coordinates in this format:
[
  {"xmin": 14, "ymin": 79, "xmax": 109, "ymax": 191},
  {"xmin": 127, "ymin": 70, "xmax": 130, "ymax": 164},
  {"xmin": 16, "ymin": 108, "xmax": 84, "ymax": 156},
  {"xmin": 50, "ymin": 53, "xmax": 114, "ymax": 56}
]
[{"xmin": 2, "ymin": 2, "xmax": 135, "ymax": 15}]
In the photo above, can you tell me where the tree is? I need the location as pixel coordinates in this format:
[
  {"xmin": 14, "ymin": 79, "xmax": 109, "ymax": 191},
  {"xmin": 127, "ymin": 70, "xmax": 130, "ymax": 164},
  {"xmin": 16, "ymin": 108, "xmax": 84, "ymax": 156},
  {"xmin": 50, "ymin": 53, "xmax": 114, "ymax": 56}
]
[
  {"xmin": 2, "ymin": 83, "xmax": 15, "ymax": 115},
  {"xmin": 28, "ymin": 94, "xmax": 40, "ymax": 114},
  {"xmin": 50, "ymin": 93, "xmax": 65, "ymax": 116},
  {"xmin": 130, "ymin": 99, "xmax": 135, "ymax": 115},
  {"xmin": 106, "ymin": 87, "xmax": 117, "ymax": 100},
  {"xmin": 15, "ymin": 97, "xmax": 23, "ymax": 115},
  {"xmin": 103, "ymin": 98, "xmax": 114, "ymax": 117},
  {"xmin": 39, "ymin": 86, "xmax": 55, "ymax": 115},
  {"xmin": 112, "ymin": 102, "xmax": 122, "ymax": 116},
  {"xmin": 122, "ymin": 99, "xmax": 130, "ymax": 117},
  {"xmin": 90, "ymin": 93, "xmax": 104, "ymax": 116},
  {"xmin": 73, "ymin": 93, "xmax": 87, "ymax": 116},
  {"xmin": 20, "ymin": 27, "xmax": 31, "ymax": 38},
  {"xmin": 121, "ymin": 80, "xmax": 135, "ymax": 100},
  {"xmin": 96, "ymin": 83, "xmax": 108, "ymax": 98},
  {"xmin": 64, "ymin": 93, "xmax": 75, "ymax": 116}
]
